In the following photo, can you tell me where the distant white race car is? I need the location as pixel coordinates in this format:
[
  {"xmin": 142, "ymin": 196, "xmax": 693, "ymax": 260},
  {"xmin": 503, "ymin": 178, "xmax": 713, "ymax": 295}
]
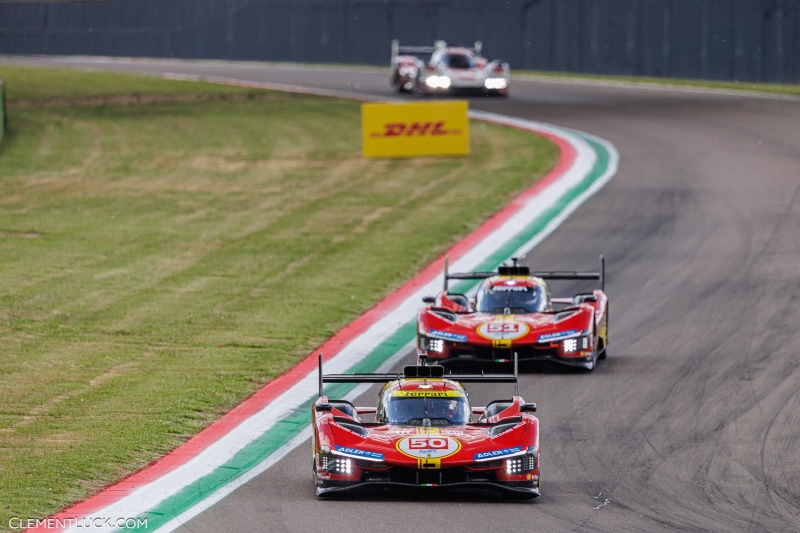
[{"xmin": 390, "ymin": 39, "xmax": 510, "ymax": 97}]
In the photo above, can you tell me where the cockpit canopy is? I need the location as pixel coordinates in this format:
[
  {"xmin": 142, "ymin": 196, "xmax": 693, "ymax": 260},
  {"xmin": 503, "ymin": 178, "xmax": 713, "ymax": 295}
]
[
  {"xmin": 475, "ymin": 277, "xmax": 549, "ymax": 313},
  {"xmin": 378, "ymin": 384, "xmax": 469, "ymax": 426},
  {"xmin": 431, "ymin": 49, "xmax": 477, "ymax": 70}
]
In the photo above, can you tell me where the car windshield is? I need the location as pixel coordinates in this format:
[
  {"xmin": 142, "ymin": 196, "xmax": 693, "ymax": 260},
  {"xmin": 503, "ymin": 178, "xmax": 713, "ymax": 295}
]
[
  {"xmin": 476, "ymin": 284, "xmax": 545, "ymax": 313},
  {"xmin": 385, "ymin": 396, "xmax": 468, "ymax": 426},
  {"xmin": 444, "ymin": 54, "xmax": 475, "ymax": 69}
]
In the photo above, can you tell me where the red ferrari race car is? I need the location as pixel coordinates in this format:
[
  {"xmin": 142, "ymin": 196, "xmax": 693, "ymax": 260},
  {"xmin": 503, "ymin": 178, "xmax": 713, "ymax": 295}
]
[
  {"xmin": 416, "ymin": 257, "xmax": 609, "ymax": 370},
  {"xmin": 312, "ymin": 356, "xmax": 540, "ymax": 499},
  {"xmin": 390, "ymin": 39, "xmax": 510, "ymax": 96}
]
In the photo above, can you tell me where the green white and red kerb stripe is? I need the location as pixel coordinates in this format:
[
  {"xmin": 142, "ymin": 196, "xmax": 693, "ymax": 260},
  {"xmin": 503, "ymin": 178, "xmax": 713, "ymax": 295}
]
[{"xmin": 28, "ymin": 84, "xmax": 618, "ymax": 533}]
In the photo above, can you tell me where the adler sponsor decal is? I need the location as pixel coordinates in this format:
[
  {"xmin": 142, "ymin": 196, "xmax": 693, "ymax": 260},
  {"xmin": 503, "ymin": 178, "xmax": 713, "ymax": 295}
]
[
  {"xmin": 370, "ymin": 121, "xmax": 461, "ymax": 138},
  {"xmin": 334, "ymin": 445, "xmax": 385, "ymax": 462},
  {"xmin": 473, "ymin": 446, "xmax": 524, "ymax": 461},
  {"xmin": 429, "ymin": 329, "xmax": 468, "ymax": 342},
  {"xmin": 537, "ymin": 329, "xmax": 579, "ymax": 342}
]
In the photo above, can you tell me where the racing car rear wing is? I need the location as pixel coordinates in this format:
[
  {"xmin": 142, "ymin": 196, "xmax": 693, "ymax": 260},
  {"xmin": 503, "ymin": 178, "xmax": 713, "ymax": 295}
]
[
  {"xmin": 443, "ymin": 255, "xmax": 605, "ymax": 292},
  {"xmin": 317, "ymin": 353, "xmax": 519, "ymax": 399},
  {"xmin": 391, "ymin": 39, "xmax": 483, "ymax": 61}
]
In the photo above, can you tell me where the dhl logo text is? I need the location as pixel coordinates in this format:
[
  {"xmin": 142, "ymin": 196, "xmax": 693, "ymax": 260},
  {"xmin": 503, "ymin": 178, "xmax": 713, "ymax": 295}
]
[{"xmin": 371, "ymin": 121, "xmax": 461, "ymax": 138}]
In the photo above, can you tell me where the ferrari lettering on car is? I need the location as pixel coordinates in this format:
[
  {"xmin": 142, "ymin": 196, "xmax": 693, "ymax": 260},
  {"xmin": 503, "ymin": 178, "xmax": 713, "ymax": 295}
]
[
  {"xmin": 390, "ymin": 390, "xmax": 462, "ymax": 397},
  {"xmin": 416, "ymin": 257, "xmax": 609, "ymax": 371},
  {"xmin": 312, "ymin": 357, "xmax": 540, "ymax": 498}
]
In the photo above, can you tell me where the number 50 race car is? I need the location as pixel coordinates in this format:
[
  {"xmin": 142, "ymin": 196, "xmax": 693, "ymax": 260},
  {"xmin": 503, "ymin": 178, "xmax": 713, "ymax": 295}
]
[
  {"xmin": 417, "ymin": 257, "xmax": 609, "ymax": 370},
  {"xmin": 390, "ymin": 39, "xmax": 510, "ymax": 96},
  {"xmin": 312, "ymin": 355, "xmax": 540, "ymax": 499}
]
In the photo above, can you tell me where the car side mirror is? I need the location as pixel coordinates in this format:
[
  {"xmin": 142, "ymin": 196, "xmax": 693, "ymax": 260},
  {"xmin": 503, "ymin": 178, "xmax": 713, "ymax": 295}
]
[
  {"xmin": 422, "ymin": 295, "xmax": 435, "ymax": 304},
  {"xmin": 519, "ymin": 402, "xmax": 537, "ymax": 413}
]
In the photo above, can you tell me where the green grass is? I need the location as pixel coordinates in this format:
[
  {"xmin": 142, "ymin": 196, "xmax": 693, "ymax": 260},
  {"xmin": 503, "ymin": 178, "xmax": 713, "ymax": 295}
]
[
  {"xmin": 0, "ymin": 65, "xmax": 558, "ymax": 528},
  {"xmin": 2, "ymin": 65, "xmax": 262, "ymax": 102}
]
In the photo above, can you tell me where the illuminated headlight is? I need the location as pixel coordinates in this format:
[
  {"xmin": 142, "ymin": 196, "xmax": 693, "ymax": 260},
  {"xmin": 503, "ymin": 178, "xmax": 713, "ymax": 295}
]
[
  {"xmin": 506, "ymin": 457, "xmax": 523, "ymax": 474},
  {"xmin": 484, "ymin": 78, "xmax": 508, "ymax": 90},
  {"xmin": 419, "ymin": 336, "xmax": 445, "ymax": 353},
  {"xmin": 335, "ymin": 458, "xmax": 353, "ymax": 474},
  {"xmin": 425, "ymin": 76, "xmax": 452, "ymax": 89},
  {"xmin": 320, "ymin": 454, "xmax": 353, "ymax": 474},
  {"xmin": 563, "ymin": 336, "xmax": 590, "ymax": 352},
  {"xmin": 505, "ymin": 446, "xmax": 537, "ymax": 474}
]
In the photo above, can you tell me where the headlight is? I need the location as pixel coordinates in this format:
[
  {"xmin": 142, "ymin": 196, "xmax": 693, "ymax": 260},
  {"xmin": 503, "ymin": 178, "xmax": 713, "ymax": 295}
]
[
  {"xmin": 505, "ymin": 445, "xmax": 537, "ymax": 474},
  {"xmin": 319, "ymin": 453, "xmax": 353, "ymax": 474},
  {"xmin": 562, "ymin": 335, "xmax": 590, "ymax": 353},
  {"xmin": 484, "ymin": 78, "xmax": 508, "ymax": 90},
  {"xmin": 419, "ymin": 335, "xmax": 445, "ymax": 353},
  {"xmin": 425, "ymin": 76, "xmax": 451, "ymax": 89}
]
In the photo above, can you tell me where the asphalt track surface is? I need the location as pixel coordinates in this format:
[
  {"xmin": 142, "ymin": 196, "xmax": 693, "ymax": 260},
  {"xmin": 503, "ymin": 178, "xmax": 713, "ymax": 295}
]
[{"xmin": 5, "ymin": 58, "xmax": 800, "ymax": 532}]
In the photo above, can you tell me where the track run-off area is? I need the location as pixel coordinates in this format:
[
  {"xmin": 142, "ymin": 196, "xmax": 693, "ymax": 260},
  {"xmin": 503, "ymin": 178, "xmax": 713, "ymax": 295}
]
[{"xmin": 5, "ymin": 57, "xmax": 800, "ymax": 533}]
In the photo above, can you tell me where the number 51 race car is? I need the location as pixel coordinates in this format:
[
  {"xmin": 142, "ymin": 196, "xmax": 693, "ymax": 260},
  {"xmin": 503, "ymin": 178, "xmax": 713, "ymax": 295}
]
[
  {"xmin": 312, "ymin": 355, "xmax": 540, "ymax": 499},
  {"xmin": 417, "ymin": 257, "xmax": 609, "ymax": 370}
]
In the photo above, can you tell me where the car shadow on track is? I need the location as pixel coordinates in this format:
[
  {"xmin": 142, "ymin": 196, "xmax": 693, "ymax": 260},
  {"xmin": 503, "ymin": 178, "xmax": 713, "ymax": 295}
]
[
  {"xmin": 316, "ymin": 486, "xmax": 537, "ymax": 504},
  {"xmin": 441, "ymin": 360, "xmax": 597, "ymax": 375}
]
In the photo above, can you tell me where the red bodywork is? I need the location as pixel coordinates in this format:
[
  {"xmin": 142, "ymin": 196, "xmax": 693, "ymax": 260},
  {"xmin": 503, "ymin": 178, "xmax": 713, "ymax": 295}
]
[
  {"xmin": 417, "ymin": 264, "xmax": 609, "ymax": 370},
  {"xmin": 312, "ymin": 366, "xmax": 540, "ymax": 498}
]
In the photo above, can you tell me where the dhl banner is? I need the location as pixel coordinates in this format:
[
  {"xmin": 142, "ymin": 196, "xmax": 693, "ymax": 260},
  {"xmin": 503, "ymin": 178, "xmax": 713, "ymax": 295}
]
[{"xmin": 362, "ymin": 101, "xmax": 469, "ymax": 158}]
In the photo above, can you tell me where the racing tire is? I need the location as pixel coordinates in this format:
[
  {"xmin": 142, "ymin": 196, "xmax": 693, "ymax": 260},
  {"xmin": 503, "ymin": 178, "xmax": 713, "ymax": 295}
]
[
  {"xmin": 581, "ymin": 325, "xmax": 598, "ymax": 371},
  {"xmin": 391, "ymin": 72, "xmax": 405, "ymax": 94},
  {"xmin": 413, "ymin": 76, "xmax": 427, "ymax": 97},
  {"xmin": 312, "ymin": 459, "xmax": 324, "ymax": 496},
  {"xmin": 598, "ymin": 303, "xmax": 608, "ymax": 360}
]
